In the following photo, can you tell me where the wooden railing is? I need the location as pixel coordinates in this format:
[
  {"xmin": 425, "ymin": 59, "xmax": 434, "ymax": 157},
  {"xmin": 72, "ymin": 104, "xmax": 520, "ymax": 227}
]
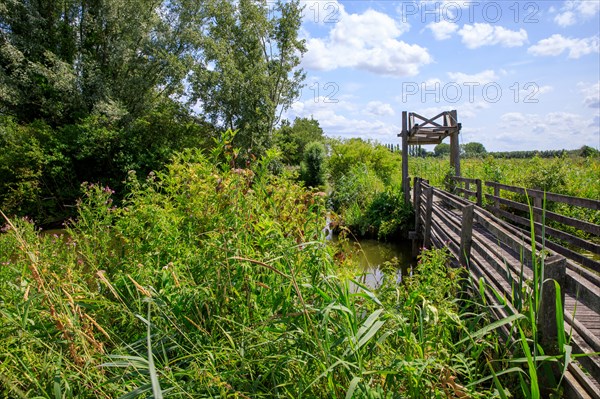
[
  {"xmin": 446, "ymin": 176, "xmax": 600, "ymax": 273},
  {"xmin": 410, "ymin": 176, "xmax": 600, "ymax": 398},
  {"xmin": 451, "ymin": 176, "xmax": 482, "ymax": 206},
  {"xmin": 484, "ymin": 181, "xmax": 600, "ymax": 274}
]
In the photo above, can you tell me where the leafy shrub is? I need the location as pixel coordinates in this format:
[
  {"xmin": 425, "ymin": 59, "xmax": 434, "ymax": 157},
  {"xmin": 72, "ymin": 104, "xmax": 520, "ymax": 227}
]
[
  {"xmin": 366, "ymin": 188, "xmax": 413, "ymax": 240},
  {"xmin": 481, "ymin": 155, "xmax": 504, "ymax": 183},
  {"xmin": 0, "ymin": 101, "xmax": 212, "ymax": 225},
  {"xmin": 328, "ymin": 138, "xmax": 400, "ymax": 186},
  {"xmin": 519, "ymin": 155, "xmax": 567, "ymax": 193},
  {"xmin": 329, "ymin": 163, "xmax": 384, "ymax": 212}
]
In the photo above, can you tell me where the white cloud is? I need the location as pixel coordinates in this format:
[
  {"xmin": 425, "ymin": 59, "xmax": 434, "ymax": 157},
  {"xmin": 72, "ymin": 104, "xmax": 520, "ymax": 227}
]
[
  {"xmin": 528, "ymin": 34, "xmax": 600, "ymax": 59},
  {"xmin": 447, "ymin": 69, "xmax": 498, "ymax": 84},
  {"xmin": 287, "ymin": 98, "xmax": 399, "ymax": 140},
  {"xmin": 497, "ymin": 111, "xmax": 598, "ymax": 150},
  {"xmin": 366, "ymin": 101, "xmax": 395, "ymax": 116},
  {"xmin": 554, "ymin": 11, "xmax": 576, "ymax": 27},
  {"xmin": 553, "ymin": 0, "xmax": 600, "ymax": 27},
  {"xmin": 500, "ymin": 112, "xmax": 527, "ymax": 124},
  {"xmin": 303, "ymin": 4, "xmax": 432, "ymax": 76},
  {"xmin": 415, "ymin": 100, "xmax": 489, "ymax": 120},
  {"xmin": 427, "ymin": 21, "xmax": 458, "ymax": 40},
  {"xmin": 458, "ymin": 23, "xmax": 528, "ymax": 49},
  {"xmin": 579, "ymin": 82, "xmax": 600, "ymax": 109}
]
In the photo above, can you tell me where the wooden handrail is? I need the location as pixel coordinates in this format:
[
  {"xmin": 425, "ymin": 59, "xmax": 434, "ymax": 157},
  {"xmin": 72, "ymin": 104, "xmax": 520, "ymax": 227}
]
[{"xmin": 485, "ymin": 181, "xmax": 600, "ymax": 210}]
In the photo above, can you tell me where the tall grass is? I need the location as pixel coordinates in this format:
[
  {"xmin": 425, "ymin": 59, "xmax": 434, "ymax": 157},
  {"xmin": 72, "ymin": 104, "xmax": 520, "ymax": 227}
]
[{"xmin": 0, "ymin": 139, "xmax": 511, "ymax": 397}]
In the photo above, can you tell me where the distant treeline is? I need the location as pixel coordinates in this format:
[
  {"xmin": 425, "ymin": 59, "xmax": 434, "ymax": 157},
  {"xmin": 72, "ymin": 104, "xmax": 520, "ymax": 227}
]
[
  {"xmin": 488, "ymin": 147, "xmax": 597, "ymax": 158},
  {"xmin": 383, "ymin": 143, "xmax": 598, "ymax": 159}
]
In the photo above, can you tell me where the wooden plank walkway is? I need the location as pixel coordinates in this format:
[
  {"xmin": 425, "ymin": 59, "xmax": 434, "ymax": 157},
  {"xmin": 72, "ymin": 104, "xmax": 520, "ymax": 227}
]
[{"xmin": 411, "ymin": 178, "xmax": 600, "ymax": 398}]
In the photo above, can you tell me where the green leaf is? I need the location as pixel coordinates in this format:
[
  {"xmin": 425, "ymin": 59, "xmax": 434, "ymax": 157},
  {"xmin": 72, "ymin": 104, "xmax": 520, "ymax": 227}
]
[{"xmin": 345, "ymin": 376, "xmax": 361, "ymax": 399}]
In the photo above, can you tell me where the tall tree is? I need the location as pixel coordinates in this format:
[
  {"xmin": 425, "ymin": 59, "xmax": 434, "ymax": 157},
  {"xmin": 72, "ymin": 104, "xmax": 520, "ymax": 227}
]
[
  {"xmin": 0, "ymin": 0, "xmax": 196, "ymax": 125},
  {"xmin": 434, "ymin": 143, "xmax": 451, "ymax": 157},
  {"xmin": 461, "ymin": 142, "xmax": 487, "ymax": 158},
  {"xmin": 189, "ymin": 0, "xmax": 306, "ymax": 155}
]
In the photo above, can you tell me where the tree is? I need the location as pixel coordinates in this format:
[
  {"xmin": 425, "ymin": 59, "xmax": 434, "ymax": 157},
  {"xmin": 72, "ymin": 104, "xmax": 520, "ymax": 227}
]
[
  {"xmin": 300, "ymin": 141, "xmax": 327, "ymax": 188},
  {"xmin": 580, "ymin": 145, "xmax": 598, "ymax": 158},
  {"xmin": 189, "ymin": 0, "xmax": 306, "ymax": 156},
  {"xmin": 274, "ymin": 117, "xmax": 324, "ymax": 165},
  {"xmin": 0, "ymin": 0, "xmax": 210, "ymax": 222},
  {"xmin": 0, "ymin": 0, "xmax": 308, "ymax": 222},
  {"xmin": 461, "ymin": 142, "xmax": 487, "ymax": 158},
  {"xmin": 434, "ymin": 143, "xmax": 451, "ymax": 157},
  {"xmin": 0, "ymin": 0, "xmax": 195, "ymax": 125}
]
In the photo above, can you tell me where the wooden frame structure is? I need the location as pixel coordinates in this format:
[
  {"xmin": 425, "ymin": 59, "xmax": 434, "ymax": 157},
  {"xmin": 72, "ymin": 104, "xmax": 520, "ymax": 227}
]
[{"xmin": 399, "ymin": 110, "xmax": 461, "ymax": 203}]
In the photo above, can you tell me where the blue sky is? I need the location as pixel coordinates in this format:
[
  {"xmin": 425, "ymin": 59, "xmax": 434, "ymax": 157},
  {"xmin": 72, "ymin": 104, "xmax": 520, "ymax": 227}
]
[{"xmin": 282, "ymin": 0, "xmax": 600, "ymax": 152}]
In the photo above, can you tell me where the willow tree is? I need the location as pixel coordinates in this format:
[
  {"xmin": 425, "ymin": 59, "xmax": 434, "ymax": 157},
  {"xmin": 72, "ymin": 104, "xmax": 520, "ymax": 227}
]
[
  {"xmin": 189, "ymin": 0, "xmax": 306, "ymax": 155},
  {"xmin": 0, "ymin": 0, "xmax": 196, "ymax": 125}
]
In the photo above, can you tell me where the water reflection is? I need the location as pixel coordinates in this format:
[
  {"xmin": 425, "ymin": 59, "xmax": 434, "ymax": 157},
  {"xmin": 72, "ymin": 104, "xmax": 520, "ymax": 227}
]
[{"xmin": 335, "ymin": 237, "xmax": 417, "ymax": 290}]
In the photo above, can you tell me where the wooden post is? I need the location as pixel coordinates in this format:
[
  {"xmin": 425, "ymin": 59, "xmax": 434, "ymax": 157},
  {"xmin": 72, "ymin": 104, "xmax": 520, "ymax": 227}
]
[
  {"xmin": 476, "ymin": 179, "xmax": 482, "ymax": 207},
  {"xmin": 423, "ymin": 186, "xmax": 434, "ymax": 249},
  {"xmin": 401, "ymin": 111, "xmax": 410, "ymax": 204},
  {"xmin": 449, "ymin": 110, "xmax": 460, "ymax": 177},
  {"xmin": 538, "ymin": 255, "xmax": 566, "ymax": 349},
  {"xmin": 411, "ymin": 178, "xmax": 423, "ymax": 257},
  {"xmin": 533, "ymin": 194, "xmax": 543, "ymax": 224},
  {"xmin": 459, "ymin": 204, "xmax": 474, "ymax": 267},
  {"xmin": 413, "ymin": 176, "xmax": 419, "ymax": 206},
  {"xmin": 465, "ymin": 180, "xmax": 470, "ymax": 200},
  {"xmin": 538, "ymin": 255, "xmax": 566, "ymax": 394},
  {"xmin": 494, "ymin": 184, "xmax": 500, "ymax": 209},
  {"xmin": 414, "ymin": 178, "xmax": 422, "ymax": 234}
]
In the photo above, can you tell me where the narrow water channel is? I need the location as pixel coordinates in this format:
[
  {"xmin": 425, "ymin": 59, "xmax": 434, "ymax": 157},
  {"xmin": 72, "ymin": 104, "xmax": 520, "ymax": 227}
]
[{"xmin": 341, "ymin": 237, "xmax": 417, "ymax": 290}]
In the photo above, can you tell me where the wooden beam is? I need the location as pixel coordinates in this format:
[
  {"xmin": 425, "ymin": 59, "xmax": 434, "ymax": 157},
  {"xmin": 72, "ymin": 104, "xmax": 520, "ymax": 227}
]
[
  {"xmin": 423, "ymin": 186, "xmax": 434, "ymax": 248},
  {"xmin": 450, "ymin": 130, "xmax": 460, "ymax": 177},
  {"xmin": 460, "ymin": 204, "xmax": 474, "ymax": 267},
  {"xmin": 401, "ymin": 111, "xmax": 410, "ymax": 204},
  {"xmin": 410, "ymin": 111, "xmax": 445, "ymax": 128},
  {"xmin": 485, "ymin": 181, "xmax": 600, "ymax": 211},
  {"xmin": 538, "ymin": 255, "xmax": 567, "ymax": 395}
]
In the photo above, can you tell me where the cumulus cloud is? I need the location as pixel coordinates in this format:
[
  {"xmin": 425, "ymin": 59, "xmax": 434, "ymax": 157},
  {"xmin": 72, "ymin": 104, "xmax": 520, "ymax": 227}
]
[
  {"xmin": 458, "ymin": 23, "xmax": 528, "ymax": 49},
  {"xmin": 287, "ymin": 98, "xmax": 399, "ymax": 140},
  {"xmin": 579, "ymin": 82, "xmax": 600, "ymax": 109},
  {"xmin": 303, "ymin": 3, "xmax": 432, "ymax": 76},
  {"xmin": 553, "ymin": 0, "xmax": 600, "ymax": 27},
  {"xmin": 554, "ymin": 11, "xmax": 576, "ymax": 27},
  {"xmin": 366, "ymin": 101, "xmax": 395, "ymax": 116},
  {"xmin": 528, "ymin": 34, "xmax": 600, "ymax": 59},
  {"xmin": 426, "ymin": 21, "xmax": 458, "ymax": 40},
  {"xmin": 500, "ymin": 112, "xmax": 527, "ymax": 124},
  {"xmin": 497, "ymin": 111, "xmax": 598, "ymax": 150}
]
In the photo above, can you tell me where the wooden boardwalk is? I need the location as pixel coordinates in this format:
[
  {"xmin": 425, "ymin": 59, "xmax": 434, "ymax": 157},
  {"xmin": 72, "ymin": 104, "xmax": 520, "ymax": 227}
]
[{"xmin": 411, "ymin": 177, "xmax": 600, "ymax": 399}]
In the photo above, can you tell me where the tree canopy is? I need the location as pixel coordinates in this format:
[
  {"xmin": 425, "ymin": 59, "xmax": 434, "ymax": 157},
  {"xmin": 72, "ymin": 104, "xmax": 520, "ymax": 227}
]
[
  {"xmin": 461, "ymin": 142, "xmax": 487, "ymax": 158},
  {"xmin": 188, "ymin": 0, "xmax": 306, "ymax": 154},
  {"xmin": 0, "ymin": 0, "xmax": 307, "ymax": 223},
  {"xmin": 434, "ymin": 143, "xmax": 451, "ymax": 157},
  {"xmin": 274, "ymin": 117, "xmax": 324, "ymax": 165}
]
